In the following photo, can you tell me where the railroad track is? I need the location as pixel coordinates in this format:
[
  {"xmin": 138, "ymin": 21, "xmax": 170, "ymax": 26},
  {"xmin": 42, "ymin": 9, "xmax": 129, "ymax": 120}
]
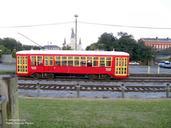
[
  {"xmin": 18, "ymin": 79, "xmax": 171, "ymax": 92},
  {"xmin": 18, "ymin": 83, "xmax": 169, "ymax": 92},
  {"xmin": 18, "ymin": 74, "xmax": 171, "ymax": 82},
  {"xmin": 17, "ymin": 74, "xmax": 171, "ymax": 92}
]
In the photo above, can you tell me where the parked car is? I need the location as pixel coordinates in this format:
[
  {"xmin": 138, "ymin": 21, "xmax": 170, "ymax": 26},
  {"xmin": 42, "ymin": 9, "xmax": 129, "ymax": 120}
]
[
  {"xmin": 158, "ymin": 61, "xmax": 171, "ymax": 69},
  {"xmin": 129, "ymin": 61, "xmax": 140, "ymax": 65}
]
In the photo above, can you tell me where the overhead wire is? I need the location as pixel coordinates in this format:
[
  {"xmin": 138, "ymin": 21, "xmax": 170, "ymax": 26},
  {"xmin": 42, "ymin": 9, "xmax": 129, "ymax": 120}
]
[
  {"xmin": 0, "ymin": 20, "xmax": 171, "ymax": 30},
  {"xmin": 79, "ymin": 21, "xmax": 171, "ymax": 30},
  {"xmin": 0, "ymin": 21, "xmax": 73, "ymax": 28},
  {"xmin": 18, "ymin": 33, "xmax": 42, "ymax": 47}
]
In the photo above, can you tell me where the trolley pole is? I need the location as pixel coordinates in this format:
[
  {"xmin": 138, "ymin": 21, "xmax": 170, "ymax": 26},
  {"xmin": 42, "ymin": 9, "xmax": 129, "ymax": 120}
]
[{"xmin": 74, "ymin": 14, "xmax": 78, "ymax": 50}]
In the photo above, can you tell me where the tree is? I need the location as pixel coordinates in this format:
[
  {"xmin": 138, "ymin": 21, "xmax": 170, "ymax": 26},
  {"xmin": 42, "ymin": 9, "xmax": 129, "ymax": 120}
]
[
  {"xmin": 1, "ymin": 38, "xmax": 22, "ymax": 51},
  {"xmin": 86, "ymin": 33, "xmax": 117, "ymax": 51},
  {"xmin": 12, "ymin": 49, "xmax": 16, "ymax": 58},
  {"xmin": 62, "ymin": 45, "xmax": 72, "ymax": 50},
  {"xmin": 0, "ymin": 45, "xmax": 11, "ymax": 54},
  {"xmin": 86, "ymin": 32, "xmax": 155, "ymax": 64},
  {"xmin": 0, "ymin": 50, "xmax": 2, "ymax": 58}
]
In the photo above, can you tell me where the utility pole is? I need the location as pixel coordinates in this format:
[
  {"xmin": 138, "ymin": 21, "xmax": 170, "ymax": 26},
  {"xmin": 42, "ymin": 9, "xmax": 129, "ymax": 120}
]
[{"xmin": 74, "ymin": 14, "xmax": 78, "ymax": 50}]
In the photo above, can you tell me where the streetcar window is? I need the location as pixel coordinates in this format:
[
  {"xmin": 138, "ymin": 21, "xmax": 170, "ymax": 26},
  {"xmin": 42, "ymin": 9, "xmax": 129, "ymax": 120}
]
[
  {"xmin": 115, "ymin": 58, "xmax": 119, "ymax": 66},
  {"xmin": 44, "ymin": 56, "xmax": 48, "ymax": 66},
  {"xmin": 68, "ymin": 56, "xmax": 73, "ymax": 66},
  {"xmin": 55, "ymin": 56, "xmax": 61, "ymax": 66},
  {"xmin": 124, "ymin": 58, "xmax": 127, "ymax": 66},
  {"xmin": 74, "ymin": 56, "xmax": 80, "ymax": 66},
  {"xmin": 100, "ymin": 57, "xmax": 105, "ymax": 67},
  {"xmin": 30, "ymin": 56, "xmax": 42, "ymax": 66},
  {"xmin": 87, "ymin": 57, "xmax": 92, "ymax": 66},
  {"xmin": 31, "ymin": 56, "xmax": 36, "ymax": 66},
  {"xmin": 62, "ymin": 56, "xmax": 67, "ymax": 66},
  {"xmin": 37, "ymin": 56, "xmax": 43, "ymax": 65},
  {"xmin": 92, "ymin": 57, "xmax": 99, "ymax": 67},
  {"xmin": 80, "ymin": 57, "xmax": 86, "ymax": 66},
  {"xmin": 49, "ymin": 56, "xmax": 53, "ymax": 65},
  {"xmin": 106, "ymin": 57, "xmax": 112, "ymax": 67},
  {"xmin": 44, "ymin": 56, "xmax": 53, "ymax": 66}
]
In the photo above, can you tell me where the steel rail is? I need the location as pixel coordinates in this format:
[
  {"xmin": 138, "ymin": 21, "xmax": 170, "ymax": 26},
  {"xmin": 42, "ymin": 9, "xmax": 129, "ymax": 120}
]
[{"xmin": 18, "ymin": 83, "xmax": 169, "ymax": 92}]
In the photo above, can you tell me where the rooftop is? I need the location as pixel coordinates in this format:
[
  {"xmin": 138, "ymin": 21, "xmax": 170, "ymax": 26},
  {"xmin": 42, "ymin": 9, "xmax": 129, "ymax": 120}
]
[
  {"xmin": 141, "ymin": 38, "xmax": 171, "ymax": 42},
  {"xmin": 16, "ymin": 50, "xmax": 129, "ymax": 56}
]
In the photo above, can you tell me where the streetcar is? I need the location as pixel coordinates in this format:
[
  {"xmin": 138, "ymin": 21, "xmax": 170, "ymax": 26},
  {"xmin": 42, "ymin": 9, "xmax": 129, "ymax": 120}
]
[{"xmin": 16, "ymin": 50, "xmax": 129, "ymax": 79}]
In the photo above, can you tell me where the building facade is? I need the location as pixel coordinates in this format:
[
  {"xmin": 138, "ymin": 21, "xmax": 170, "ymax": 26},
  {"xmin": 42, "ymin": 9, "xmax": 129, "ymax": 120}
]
[
  {"xmin": 43, "ymin": 45, "xmax": 61, "ymax": 50},
  {"xmin": 67, "ymin": 28, "xmax": 82, "ymax": 50},
  {"xmin": 140, "ymin": 38, "xmax": 171, "ymax": 51}
]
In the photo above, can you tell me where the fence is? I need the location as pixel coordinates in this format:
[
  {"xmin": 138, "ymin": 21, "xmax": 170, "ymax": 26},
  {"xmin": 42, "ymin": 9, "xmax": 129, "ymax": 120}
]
[
  {"xmin": 0, "ymin": 96, "xmax": 7, "ymax": 128},
  {"xmin": 0, "ymin": 76, "xmax": 19, "ymax": 128}
]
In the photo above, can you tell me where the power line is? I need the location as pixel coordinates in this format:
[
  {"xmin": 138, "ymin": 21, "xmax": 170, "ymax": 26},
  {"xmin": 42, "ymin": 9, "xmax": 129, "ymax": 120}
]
[
  {"xmin": 79, "ymin": 21, "xmax": 171, "ymax": 30},
  {"xmin": 1, "ymin": 20, "xmax": 171, "ymax": 30},
  {"xmin": 18, "ymin": 33, "xmax": 42, "ymax": 47},
  {"xmin": 0, "ymin": 21, "xmax": 73, "ymax": 28}
]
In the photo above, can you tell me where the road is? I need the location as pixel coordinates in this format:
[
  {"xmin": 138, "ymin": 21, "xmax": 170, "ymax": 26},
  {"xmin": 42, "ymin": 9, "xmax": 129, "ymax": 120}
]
[{"xmin": 0, "ymin": 63, "xmax": 171, "ymax": 74}]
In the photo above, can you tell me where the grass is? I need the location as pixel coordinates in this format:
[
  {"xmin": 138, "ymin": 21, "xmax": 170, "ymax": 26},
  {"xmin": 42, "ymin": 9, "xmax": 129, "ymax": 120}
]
[
  {"xmin": 0, "ymin": 70, "xmax": 15, "ymax": 74},
  {"xmin": 19, "ymin": 98, "xmax": 171, "ymax": 128}
]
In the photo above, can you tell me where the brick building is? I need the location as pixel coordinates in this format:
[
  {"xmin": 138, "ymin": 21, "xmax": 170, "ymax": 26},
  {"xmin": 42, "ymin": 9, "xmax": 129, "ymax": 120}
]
[{"xmin": 140, "ymin": 38, "xmax": 171, "ymax": 51}]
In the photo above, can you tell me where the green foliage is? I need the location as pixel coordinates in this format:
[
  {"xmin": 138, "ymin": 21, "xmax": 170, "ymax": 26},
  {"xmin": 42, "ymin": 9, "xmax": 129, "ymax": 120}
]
[
  {"xmin": 0, "ymin": 45, "xmax": 11, "ymax": 54},
  {"xmin": 86, "ymin": 32, "xmax": 155, "ymax": 64},
  {"xmin": 0, "ymin": 70, "xmax": 15, "ymax": 74},
  {"xmin": 62, "ymin": 44, "xmax": 72, "ymax": 50},
  {"xmin": 0, "ymin": 50, "xmax": 2, "ymax": 58},
  {"xmin": 0, "ymin": 38, "xmax": 23, "ymax": 56},
  {"xmin": 86, "ymin": 33, "xmax": 117, "ymax": 51},
  {"xmin": 22, "ymin": 45, "xmax": 32, "ymax": 50},
  {"xmin": 0, "ymin": 37, "xmax": 41, "ymax": 57},
  {"xmin": 0, "ymin": 37, "xmax": 22, "ymax": 51},
  {"xmin": 12, "ymin": 49, "xmax": 16, "ymax": 58}
]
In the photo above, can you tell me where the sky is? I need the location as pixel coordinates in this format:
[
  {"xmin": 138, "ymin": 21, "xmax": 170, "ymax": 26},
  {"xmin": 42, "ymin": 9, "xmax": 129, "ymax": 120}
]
[{"xmin": 0, "ymin": 0, "xmax": 171, "ymax": 49}]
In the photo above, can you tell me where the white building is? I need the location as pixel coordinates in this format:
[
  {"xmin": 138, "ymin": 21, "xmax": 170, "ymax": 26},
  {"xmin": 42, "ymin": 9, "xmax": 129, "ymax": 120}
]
[{"xmin": 67, "ymin": 28, "xmax": 82, "ymax": 50}]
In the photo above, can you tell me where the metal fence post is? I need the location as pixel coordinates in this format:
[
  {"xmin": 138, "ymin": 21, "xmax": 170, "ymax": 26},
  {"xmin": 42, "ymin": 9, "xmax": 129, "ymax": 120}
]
[
  {"xmin": 76, "ymin": 84, "xmax": 80, "ymax": 98},
  {"xmin": 166, "ymin": 83, "xmax": 170, "ymax": 98},
  {"xmin": 147, "ymin": 66, "xmax": 150, "ymax": 74},
  {"xmin": 37, "ymin": 82, "xmax": 40, "ymax": 97},
  {"xmin": 121, "ymin": 84, "xmax": 125, "ymax": 98},
  {"xmin": 157, "ymin": 65, "xmax": 160, "ymax": 74}
]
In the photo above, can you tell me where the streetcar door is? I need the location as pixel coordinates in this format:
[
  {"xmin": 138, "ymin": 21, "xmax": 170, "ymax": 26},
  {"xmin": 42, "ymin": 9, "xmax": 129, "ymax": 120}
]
[
  {"xmin": 17, "ymin": 56, "xmax": 28, "ymax": 74},
  {"xmin": 115, "ymin": 57, "xmax": 128, "ymax": 76}
]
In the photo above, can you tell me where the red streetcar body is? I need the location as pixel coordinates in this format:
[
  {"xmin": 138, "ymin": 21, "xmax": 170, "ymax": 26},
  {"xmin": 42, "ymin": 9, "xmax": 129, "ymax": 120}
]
[{"xmin": 16, "ymin": 50, "xmax": 129, "ymax": 79}]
